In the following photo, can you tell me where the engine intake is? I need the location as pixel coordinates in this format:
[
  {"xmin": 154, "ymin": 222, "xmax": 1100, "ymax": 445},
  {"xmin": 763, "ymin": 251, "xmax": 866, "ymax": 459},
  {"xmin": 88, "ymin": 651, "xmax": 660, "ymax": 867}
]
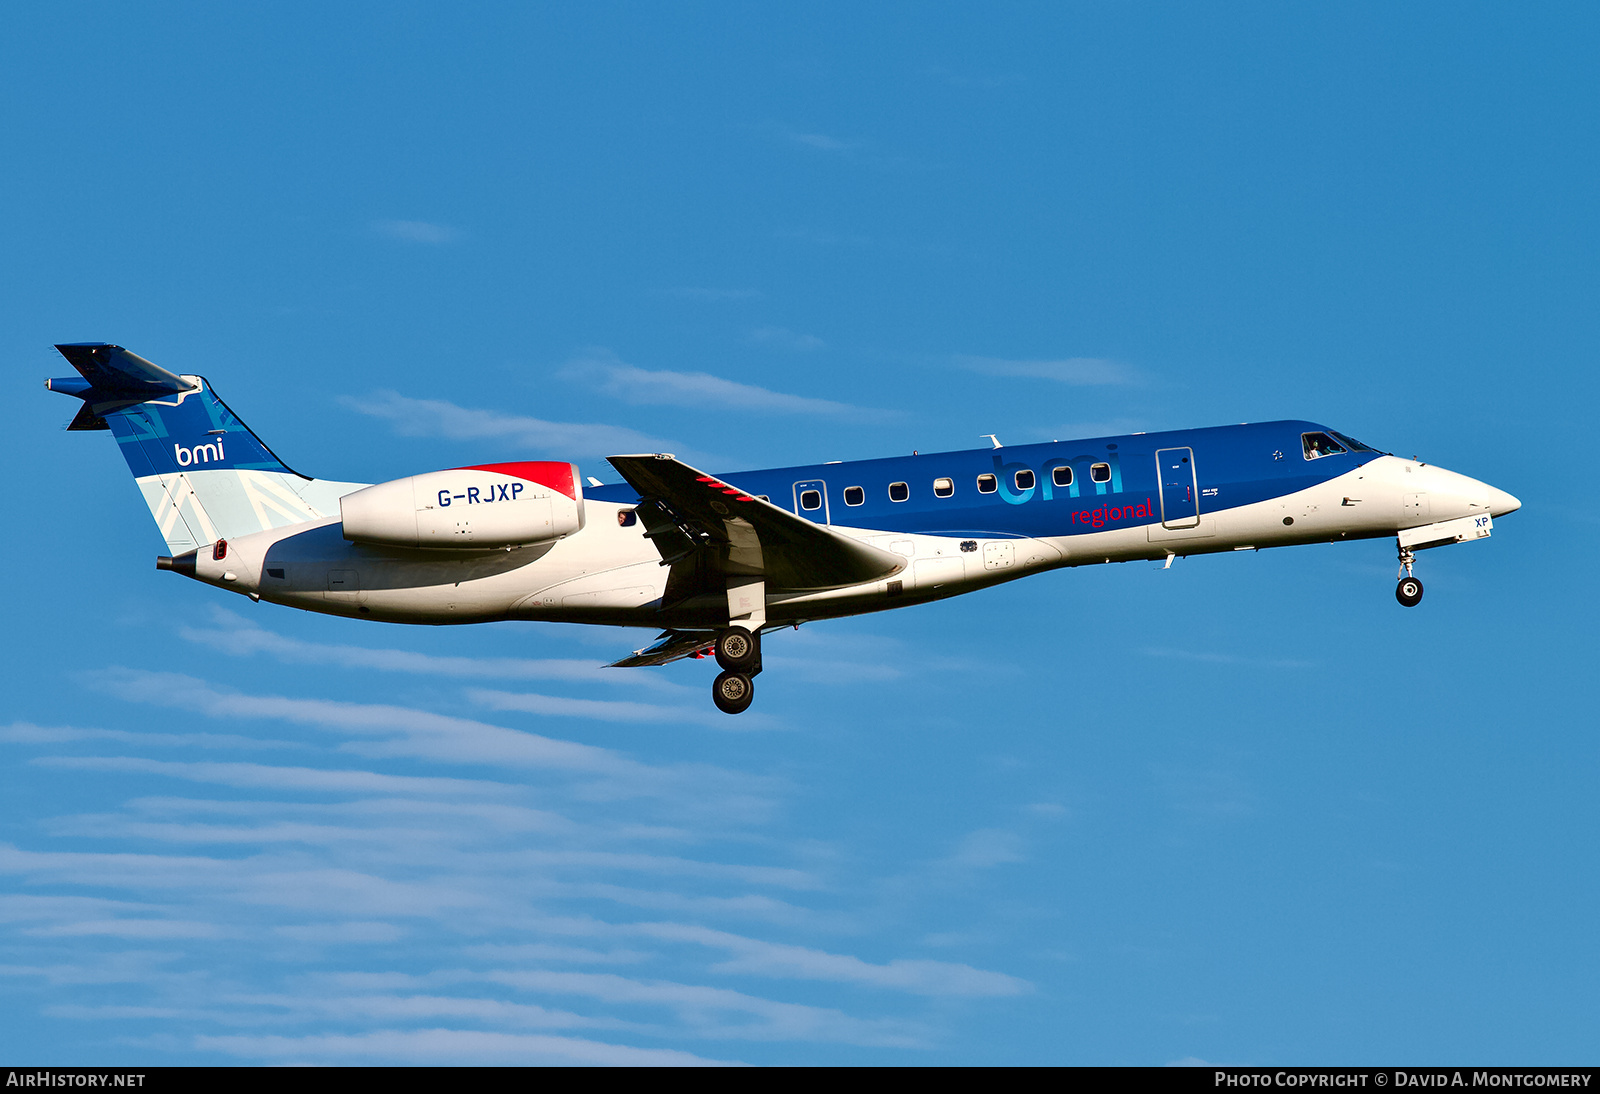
[{"xmin": 340, "ymin": 461, "xmax": 584, "ymax": 549}]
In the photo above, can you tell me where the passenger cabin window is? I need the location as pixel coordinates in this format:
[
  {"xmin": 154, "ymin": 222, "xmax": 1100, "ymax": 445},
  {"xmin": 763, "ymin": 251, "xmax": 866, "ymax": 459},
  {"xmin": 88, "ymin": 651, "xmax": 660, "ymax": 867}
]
[
  {"xmin": 933, "ymin": 477, "xmax": 954, "ymax": 498},
  {"xmin": 888, "ymin": 481, "xmax": 910, "ymax": 502},
  {"xmin": 617, "ymin": 509, "xmax": 638, "ymax": 527},
  {"xmin": 1015, "ymin": 469, "xmax": 1035, "ymax": 491},
  {"xmin": 976, "ymin": 474, "xmax": 997, "ymax": 494},
  {"xmin": 1052, "ymin": 466, "xmax": 1073, "ymax": 488},
  {"xmin": 800, "ymin": 489, "xmax": 822, "ymax": 511},
  {"xmin": 1091, "ymin": 463, "xmax": 1111, "ymax": 483},
  {"xmin": 843, "ymin": 486, "xmax": 865, "ymax": 506},
  {"xmin": 757, "ymin": 495, "xmax": 770, "ymax": 502},
  {"xmin": 1302, "ymin": 432, "xmax": 1347, "ymax": 460}
]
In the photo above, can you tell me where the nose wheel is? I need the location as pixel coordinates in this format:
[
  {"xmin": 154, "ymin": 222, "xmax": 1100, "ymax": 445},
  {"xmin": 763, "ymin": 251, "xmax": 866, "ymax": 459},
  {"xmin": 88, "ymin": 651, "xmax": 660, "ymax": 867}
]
[
  {"xmin": 711, "ymin": 628, "xmax": 762, "ymax": 713},
  {"xmin": 1395, "ymin": 544, "xmax": 1424, "ymax": 607}
]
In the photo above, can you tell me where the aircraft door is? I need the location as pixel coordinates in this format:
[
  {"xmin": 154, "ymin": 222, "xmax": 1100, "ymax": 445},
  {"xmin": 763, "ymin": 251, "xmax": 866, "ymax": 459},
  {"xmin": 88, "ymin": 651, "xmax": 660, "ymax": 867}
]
[
  {"xmin": 792, "ymin": 479, "xmax": 830, "ymax": 524},
  {"xmin": 1156, "ymin": 448, "xmax": 1200, "ymax": 528}
]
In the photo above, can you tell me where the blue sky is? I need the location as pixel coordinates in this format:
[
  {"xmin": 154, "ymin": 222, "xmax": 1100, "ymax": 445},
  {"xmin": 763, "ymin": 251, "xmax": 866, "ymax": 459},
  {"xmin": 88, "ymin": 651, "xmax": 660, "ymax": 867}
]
[{"xmin": 2, "ymin": 1, "xmax": 1596, "ymax": 1065}]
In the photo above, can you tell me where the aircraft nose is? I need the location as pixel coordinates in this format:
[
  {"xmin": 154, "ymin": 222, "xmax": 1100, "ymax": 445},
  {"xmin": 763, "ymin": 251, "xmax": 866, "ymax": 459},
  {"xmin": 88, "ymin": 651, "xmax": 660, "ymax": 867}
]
[{"xmin": 1486, "ymin": 484, "xmax": 1521, "ymax": 517}]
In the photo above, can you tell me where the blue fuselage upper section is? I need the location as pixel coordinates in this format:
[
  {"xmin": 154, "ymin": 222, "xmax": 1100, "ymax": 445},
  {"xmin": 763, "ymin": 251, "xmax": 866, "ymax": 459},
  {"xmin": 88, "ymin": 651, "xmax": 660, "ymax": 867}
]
[{"xmin": 588, "ymin": 421, "xmax": 1383, "ymax": 539}]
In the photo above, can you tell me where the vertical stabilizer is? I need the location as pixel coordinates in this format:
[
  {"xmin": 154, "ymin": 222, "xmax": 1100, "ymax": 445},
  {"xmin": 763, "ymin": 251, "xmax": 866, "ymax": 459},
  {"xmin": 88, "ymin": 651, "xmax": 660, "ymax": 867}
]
[{"xmin": 48, "ymin": 344, "xmax": 366, "ymax": 552}]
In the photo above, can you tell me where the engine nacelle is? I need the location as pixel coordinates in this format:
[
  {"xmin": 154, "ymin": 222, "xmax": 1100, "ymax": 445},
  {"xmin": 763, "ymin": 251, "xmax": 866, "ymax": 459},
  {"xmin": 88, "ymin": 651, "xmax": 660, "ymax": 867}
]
[{"xmin": 340, "ymin": 461, "xmax": 585, "ymax": 550}]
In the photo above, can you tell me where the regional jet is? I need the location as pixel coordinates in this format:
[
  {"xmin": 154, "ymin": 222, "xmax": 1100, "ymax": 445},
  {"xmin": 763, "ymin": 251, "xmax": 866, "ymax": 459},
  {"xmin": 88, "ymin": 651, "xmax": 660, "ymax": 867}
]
[{"xmin": 46, "ymin": 344, "xmax": 1521, "ymax": 713}]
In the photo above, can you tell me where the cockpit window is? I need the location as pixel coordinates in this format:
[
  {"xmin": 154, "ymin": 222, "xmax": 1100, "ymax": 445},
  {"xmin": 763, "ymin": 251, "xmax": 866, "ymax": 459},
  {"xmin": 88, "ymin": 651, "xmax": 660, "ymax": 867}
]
[
  {"xmin": 1302, "ymin": 432, "xmax": 1348, "ymax": 460},
  {"xmin": 1329, "ymin": 430, "xmax": 1378, "ymax": 453}
]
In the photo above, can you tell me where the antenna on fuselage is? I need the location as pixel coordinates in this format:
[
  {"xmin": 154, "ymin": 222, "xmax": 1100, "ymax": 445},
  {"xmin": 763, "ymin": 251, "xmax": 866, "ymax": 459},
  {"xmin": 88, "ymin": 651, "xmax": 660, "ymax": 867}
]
[{"xmin": 981, "ymin": 434, "xmax": 1002, "ymax": 449}]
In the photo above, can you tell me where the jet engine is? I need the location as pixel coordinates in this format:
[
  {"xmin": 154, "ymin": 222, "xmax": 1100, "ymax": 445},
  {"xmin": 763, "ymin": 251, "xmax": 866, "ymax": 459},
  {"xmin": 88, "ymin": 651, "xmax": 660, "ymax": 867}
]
[{"xmin": 340, "ymin": 461, "xmax": 585, "ymax": 549}]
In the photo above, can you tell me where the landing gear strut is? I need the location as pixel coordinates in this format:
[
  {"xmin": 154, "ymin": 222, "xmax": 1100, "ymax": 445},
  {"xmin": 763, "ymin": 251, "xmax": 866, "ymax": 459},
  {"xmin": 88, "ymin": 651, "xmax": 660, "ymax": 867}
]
[
  {"xmin": 711, "ymin": 627, "xmax": 761, "ymax": 714},
  {"xmin": 1396, "ymin": 544, "xmax": 1424, "ymax": 607}
]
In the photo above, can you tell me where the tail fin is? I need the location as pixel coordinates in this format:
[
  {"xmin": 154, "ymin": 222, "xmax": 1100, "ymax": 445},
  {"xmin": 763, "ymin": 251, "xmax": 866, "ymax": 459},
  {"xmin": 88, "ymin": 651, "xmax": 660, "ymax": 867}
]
[{"xmin": 48, "ymin": 344, "xmax": 365, "ymax": 552}]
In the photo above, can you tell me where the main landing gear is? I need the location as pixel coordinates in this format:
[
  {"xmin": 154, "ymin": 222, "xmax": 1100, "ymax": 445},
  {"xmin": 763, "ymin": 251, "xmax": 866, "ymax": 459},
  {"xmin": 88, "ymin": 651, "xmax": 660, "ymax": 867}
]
[
  {"xmin": 1396, "ymin": 544, "xmax": 1424, "ymax": 608},
  {"xmin": 711, "ymin": 627, "xmax": 761, "ymax": 715}
]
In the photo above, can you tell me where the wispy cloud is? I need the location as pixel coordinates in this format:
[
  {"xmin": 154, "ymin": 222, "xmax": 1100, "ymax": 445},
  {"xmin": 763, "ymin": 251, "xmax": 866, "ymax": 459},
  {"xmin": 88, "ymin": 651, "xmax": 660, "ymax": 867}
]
[
  {"xmin": 561, "ymin": 349, "xmax": 884, "ymax": 421},
  {"xmin": 774, "ymin": 227, "xmax": 873, "ymax": 248},
  {"xmin": 468, "ymin": 687, "xmax": 765, "ymax": 731},
  {"xmin": 786, "ymin": 130, "xmax": 854, "ymax": 152},
  {"xmin": 633, "ymin": 923, "xmax": 1030, "ymax": 997},
  {"xmin": 1141, "ymin": 647, "xmax": 1315, "ymax": 670},
  {"xmin": 33, "ymin": 756, "xmax": 515, "ymax": 799},
  {"xmin": 181, "ymin": 607, "xmax": 688, "ymax": 693},
  {"xmin": 339, "ymin": 391, "xmax": 686, "ymax": 461},
  {"xmin": 925, "ymin": 66, "xmax": 1025, "ymax": 90},
  {"xmin": 1036, "ymin": 418, "xmax": 1151, "ymax": 442},
  {"xmin": 3, "ymin": 634, "xmax": 1032, "ymax": 1061},
  {"xmin": 372, "ymin": 220, "xmax": 461, "ymax": 245},
  {"xmin": 953, "ymin": 355, "xmax": 1138, "ymax": 385},
  {"xmin": 480, "ymin": 969, "xmax": 925, "ymax": 1047},
  {"xmin": 0, "ymin": 721, "xmax": 299, "ymax": 751},
  {"xmin": 196, "ymin": 1029, "xmax": 735, "ymax": 1066},
  {"xmin": 659, "ymin": 287, "xmax": 762, "ymax": 302},
  {"xmin": 940, "ymin": 828, "xmax": 1027, "ymax": 870},
  {"xmin": 749, "ymin": 327, "xmax": 827, "ymax": 352},
  {"xmin": 77, "ymin": 667, "xmax": 779, "ymax": 816}
]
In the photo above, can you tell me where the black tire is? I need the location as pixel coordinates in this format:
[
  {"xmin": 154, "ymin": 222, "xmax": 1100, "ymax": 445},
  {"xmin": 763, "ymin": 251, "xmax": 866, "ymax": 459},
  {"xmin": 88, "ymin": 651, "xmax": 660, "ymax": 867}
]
[
  {"xmin": 712, "ymin": 671, "xmax": 755, "ymax": 715},
  {"xmin": 715, "ymin": 628, "xmax": 758, "ymax": 671},
  {"xmin": 1396, "ymin": 576, "xmax": 1424, "ymax": 607}
]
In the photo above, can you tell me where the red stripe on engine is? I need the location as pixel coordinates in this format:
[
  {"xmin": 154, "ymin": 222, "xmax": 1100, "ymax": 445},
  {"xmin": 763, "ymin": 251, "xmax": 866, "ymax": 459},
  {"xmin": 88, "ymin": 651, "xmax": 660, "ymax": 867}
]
[{"xmin": 458, "ymin": 461, "xmax": 578, "ymax": 499}]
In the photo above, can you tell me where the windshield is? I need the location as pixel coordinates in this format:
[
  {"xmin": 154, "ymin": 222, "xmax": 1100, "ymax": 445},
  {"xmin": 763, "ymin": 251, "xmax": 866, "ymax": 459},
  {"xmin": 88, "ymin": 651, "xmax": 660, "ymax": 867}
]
[
  {"xmin": 1328, "ymin": 430, "xmax": 1379, "ymax": 453},
  {"xmin": 1301, "ymin": 432, "xmax": 1347, "ymax": 459}
]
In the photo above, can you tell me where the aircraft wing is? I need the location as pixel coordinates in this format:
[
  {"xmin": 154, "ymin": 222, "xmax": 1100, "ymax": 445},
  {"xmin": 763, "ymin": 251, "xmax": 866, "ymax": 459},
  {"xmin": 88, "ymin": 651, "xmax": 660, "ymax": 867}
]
[
  {"xmin": 608, "ymin": 630, "xmax": 715, "ymax": 669},
  {"xmin": 606, "ymin": 454, "xmax": 906, "ymax": 594}
]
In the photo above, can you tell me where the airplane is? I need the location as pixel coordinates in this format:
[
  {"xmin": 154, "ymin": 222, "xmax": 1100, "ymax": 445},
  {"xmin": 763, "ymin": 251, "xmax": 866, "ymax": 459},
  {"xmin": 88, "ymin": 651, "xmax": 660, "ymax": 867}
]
[{"xmin": 46, "ymin": 343, "xmax": 1521, "ymax": 714}]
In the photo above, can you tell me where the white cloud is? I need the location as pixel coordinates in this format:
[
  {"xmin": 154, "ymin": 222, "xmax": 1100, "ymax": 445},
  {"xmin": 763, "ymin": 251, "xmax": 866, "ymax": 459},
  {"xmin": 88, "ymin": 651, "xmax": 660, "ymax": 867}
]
[
  {"xmin": 660, "ymin": 287, "xmax": 762, "ymax": 301},
  {"xmin": 181, "ymin": 607, "xmax": 687, "ymax": 692},
  {"xmin": 340, "ymin": 391, "xmax": 686, "ymax": 461},
  {"xmin": 195, "ymin": 1028, "xmax": 735, "ymax": 1066},
  {"xmin": 750, "ymin": 326, "xmax": 827, "ymax": 352},
  {"xmin": 0, "ymin": 720, "xmax": 299, "ymax": 751},
  {"xmin": 942, "ymin": 828, "xmax": 1027, "ymax": 870},
  {"xmin": 1141, "ymin": 646, "xmax": 1315, "ymax": 669},
  {"xmin": 79, "ymin": 668, "xmax": 781, "ymax": 816},
  {"xmin": 561, "ymin": 349, "xmax": 881, "ymax": 419},
  {"xmin": 633, "ymin": 923, "xmax": 1030, "ymax": 997},
  {"xmin": 1035, "ymin": 417, "xmax": 1152, "ymax": 441},
  {"xmin": 33, "ymin": 755, "xmax": 516, "ymax": 799},
  {"xmin": 953, "ymin": 354, "xmax": 1138, "ymax": 385},
  {"xmin": 87, "ymin": 668, "xmax": 649, "ymax": 777},
  {"xmin": 787, "ymin": 130, "xmax": 854, "ymax": 152},
  {"xmin": 273, "ymin": 922, "xmax": 408, "ymax": 943},
  {"xmin": 26, "ymin": 918, "xmax": 226, "ymax": 940},
  {"xmin": 372, "ymin": 219, "xmax": 460, "ymax": 244},
  {"xmin": 468, "ymin": 686, "xmax": 767, "ymax": 730},
  {"xmin": 481, "ymin": 969, "xmax": 925, "ymax": 1047}
]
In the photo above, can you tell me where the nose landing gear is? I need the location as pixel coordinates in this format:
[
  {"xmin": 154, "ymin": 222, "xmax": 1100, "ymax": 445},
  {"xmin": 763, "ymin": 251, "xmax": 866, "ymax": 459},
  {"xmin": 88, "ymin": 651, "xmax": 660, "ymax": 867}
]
[
  {"xmin": 1396, "ymin": 544, "xmax": 1424, "ymax": 607},
  {"xmin": 710, "ymin": 627, "xmax": 761, "ymax": 714}
]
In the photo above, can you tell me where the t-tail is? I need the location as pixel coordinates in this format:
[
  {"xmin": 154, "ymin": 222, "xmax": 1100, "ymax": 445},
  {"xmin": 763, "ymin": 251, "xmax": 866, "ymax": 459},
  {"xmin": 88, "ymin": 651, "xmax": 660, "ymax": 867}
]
[{"xmin": 47, "ymin": 344, "xmax": 366, "ymax": 554}]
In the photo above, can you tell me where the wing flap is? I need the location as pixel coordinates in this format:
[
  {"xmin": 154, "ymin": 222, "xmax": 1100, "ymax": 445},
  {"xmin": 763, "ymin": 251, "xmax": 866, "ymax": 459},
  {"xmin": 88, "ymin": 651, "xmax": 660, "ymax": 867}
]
[
  {"xmin": 609, "ymin": 630, "xmax": 715, "ymax": 668},
  {"xmin": 606, "ymin": 454, "xmax": 905, "ymax": 591}
]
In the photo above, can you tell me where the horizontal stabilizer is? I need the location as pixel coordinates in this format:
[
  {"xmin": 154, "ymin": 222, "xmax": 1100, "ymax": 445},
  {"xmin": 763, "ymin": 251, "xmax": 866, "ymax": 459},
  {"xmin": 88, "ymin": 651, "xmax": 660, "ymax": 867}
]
[{"xmin": 51, "ymin": 343, "xmax": 194, "ymax": 416}]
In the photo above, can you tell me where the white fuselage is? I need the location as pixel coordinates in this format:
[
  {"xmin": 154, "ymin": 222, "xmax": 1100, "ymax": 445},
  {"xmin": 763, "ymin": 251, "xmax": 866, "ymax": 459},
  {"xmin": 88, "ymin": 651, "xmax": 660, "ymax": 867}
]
[{"xmin": 181, "ymin": 456, "xmax": 1516, "ymax": 632}]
